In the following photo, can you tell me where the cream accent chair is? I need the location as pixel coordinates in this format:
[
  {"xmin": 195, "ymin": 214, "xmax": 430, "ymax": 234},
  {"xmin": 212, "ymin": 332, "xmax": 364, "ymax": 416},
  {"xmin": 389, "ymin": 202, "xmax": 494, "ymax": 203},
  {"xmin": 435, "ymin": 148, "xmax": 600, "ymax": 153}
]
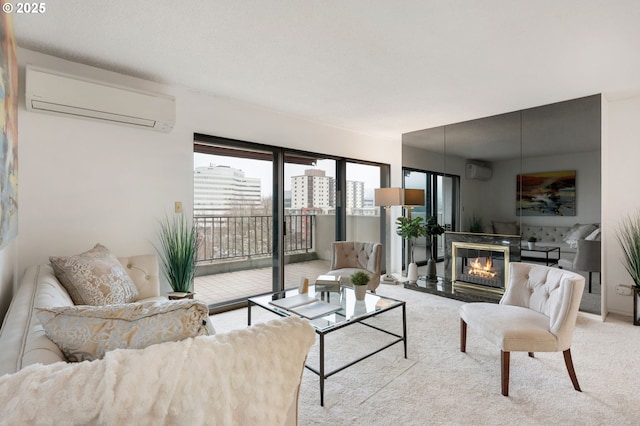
[
  {"xmin": 325, "ymin": 241, "xmax": 382, "ymax": 293},
  {"xmin": 459, "ymin": 262, "xmax": 585, "ymax": 396}
]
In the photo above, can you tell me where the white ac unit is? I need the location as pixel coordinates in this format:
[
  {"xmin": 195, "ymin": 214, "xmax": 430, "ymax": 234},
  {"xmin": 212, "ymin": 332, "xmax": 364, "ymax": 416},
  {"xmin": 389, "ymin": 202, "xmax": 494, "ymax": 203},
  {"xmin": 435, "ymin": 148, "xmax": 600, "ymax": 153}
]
[
  {"xmin": 466, "ymin": 163, "xmax": 492, "ymax": 180},
  {"xmin": 25, "ymin": 65, "xmax": 175, "ymax": 132}
]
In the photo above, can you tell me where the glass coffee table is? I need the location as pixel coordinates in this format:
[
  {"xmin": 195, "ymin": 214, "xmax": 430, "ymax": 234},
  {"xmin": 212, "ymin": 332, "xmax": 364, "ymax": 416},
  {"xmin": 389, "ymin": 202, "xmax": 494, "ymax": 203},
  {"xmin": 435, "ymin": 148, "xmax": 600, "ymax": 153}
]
[
  {"xmin": 521, "ymin": 244, "xmax": 561, "ymax": 266},
  {"xmin": 248, "ymin": 285, "xmax": 407, "ymax": 406}
]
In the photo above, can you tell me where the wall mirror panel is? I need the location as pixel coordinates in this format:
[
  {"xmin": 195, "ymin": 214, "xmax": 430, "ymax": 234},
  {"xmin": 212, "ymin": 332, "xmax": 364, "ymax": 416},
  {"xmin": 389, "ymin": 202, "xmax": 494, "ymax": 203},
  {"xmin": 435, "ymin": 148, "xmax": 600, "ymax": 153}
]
[{"xmin": 402, "ymin": 94, "xmax": 602, "ymax": 315}]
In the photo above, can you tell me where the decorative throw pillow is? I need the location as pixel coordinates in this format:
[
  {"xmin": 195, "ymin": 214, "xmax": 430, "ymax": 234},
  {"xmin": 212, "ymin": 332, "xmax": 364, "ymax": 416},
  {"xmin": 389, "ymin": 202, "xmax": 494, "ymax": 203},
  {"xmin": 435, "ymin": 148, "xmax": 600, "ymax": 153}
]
[
  {"xmin": 49, "ymin": 244, "xmax": 139, "ymax": 305},
  {"xmin": 36, "ymin": 299, "xmax": 214, "ymax": 362},
  {"xmin": 492, "ymin": 221, "xmax": 519, "ymax": 235},
  {"xmin": 563, "ymin": 223, "xmax": 598, "ymax": 245},
  {"xmin": 585, "ymin": 227, "xmax": 601, "ymax": 241}
]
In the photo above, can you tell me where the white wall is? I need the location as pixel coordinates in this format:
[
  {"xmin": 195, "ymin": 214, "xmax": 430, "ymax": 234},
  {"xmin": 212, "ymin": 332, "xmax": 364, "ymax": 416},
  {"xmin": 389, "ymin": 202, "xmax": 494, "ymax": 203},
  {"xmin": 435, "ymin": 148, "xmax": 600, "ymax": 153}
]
[
  {"xmin": 602, "ymin": 93, "xmax": 640, "ymax": 316},
  {"xmin": 15, "ymin": 48, "xmax": 403, "ymax": 294}
]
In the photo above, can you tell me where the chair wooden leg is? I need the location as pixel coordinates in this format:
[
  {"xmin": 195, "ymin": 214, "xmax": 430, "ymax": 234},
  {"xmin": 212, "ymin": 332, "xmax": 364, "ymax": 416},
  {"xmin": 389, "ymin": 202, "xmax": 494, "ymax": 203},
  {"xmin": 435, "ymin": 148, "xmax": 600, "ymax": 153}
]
[
  {"xmin": 501, "ymin": 350, "xmax": 510, "ymax": 396},
  {"xmin": 528, "ymin": 352, "xmax": 534, "ymax": 358},
  {"xmin": 460, "ymin": 319, "xmax": 467, "ymax": 353},
  {"xmin": 563, "ymin": 349, "xmax": 581, "ymax": 392}
]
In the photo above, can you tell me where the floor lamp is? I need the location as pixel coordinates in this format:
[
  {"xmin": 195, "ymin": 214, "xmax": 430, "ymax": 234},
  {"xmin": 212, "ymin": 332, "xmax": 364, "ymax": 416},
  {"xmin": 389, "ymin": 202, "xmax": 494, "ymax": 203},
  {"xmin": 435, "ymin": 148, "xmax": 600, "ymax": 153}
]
[
  {"xmin": 403, "ymin": 189, "xmax": 425, "ymax": 283},
  {"xmin": 374, "ymin": 188, "xmax": 403, "ymax": 284}
]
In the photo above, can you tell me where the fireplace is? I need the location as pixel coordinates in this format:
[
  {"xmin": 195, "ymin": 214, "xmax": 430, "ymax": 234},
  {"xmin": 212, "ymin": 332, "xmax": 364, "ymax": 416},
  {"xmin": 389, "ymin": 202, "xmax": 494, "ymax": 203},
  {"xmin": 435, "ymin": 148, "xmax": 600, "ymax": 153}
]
[
  {"xmin": 451, "ymin": 242, "xmax": 510, "ymax": 295},
  {"xmin": 403, "ymin": 232, "xmax": 520, "ymax": 303}
]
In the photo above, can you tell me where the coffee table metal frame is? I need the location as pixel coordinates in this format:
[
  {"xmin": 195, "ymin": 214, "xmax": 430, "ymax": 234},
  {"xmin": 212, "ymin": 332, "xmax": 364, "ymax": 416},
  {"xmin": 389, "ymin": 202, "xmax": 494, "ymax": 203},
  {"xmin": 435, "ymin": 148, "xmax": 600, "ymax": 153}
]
[
  {"xmin": 248, "ymin": 286, "xmax": 407, "ymax": 406},
  {"xmin": 521, "ymin": 245, "xmax": 561, "ymax": 266}
]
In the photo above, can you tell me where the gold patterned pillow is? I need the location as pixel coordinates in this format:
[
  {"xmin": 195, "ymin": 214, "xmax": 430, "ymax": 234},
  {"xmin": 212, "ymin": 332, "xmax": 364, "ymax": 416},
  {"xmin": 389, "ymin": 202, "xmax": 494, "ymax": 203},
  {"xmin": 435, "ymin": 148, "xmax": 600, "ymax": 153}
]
[
  {"xmin": 49, "ymin": 244, "xmax": 139, "ymax": 305},
  {"xmin": 35, "ymin": 299, "xmax": 214, "ymax": 362}
]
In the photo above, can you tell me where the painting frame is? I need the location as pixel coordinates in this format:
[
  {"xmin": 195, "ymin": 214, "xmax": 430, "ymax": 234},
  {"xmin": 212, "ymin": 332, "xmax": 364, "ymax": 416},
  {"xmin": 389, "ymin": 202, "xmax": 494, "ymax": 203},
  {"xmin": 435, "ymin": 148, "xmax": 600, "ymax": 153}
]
[
  {"xmin": 0, "ymin": 3, "xmax": 18, "ymax": 249},
  {"xmin": 517, "ymin": 170, "xmax": 576, "ymax": 216}
]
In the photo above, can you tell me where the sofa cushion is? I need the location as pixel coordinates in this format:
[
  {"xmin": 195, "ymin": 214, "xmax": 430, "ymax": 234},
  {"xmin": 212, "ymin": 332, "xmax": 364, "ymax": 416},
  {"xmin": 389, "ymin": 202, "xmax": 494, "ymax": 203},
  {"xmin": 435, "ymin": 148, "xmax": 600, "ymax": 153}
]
[
  {"xmin": 492, "ymin": 221, "xmax": 519, "ymax": 235},
  {"xmin": 49, "ymin": 244, "xmax": 139, "ymax": 305},
  {"xmin": 585, "ymin": 227, "xmax": 601, "ymax": 241},
  {"xmin": 35, "ymin": 299, "xmax": 214, "ymax": 362},
  {"xmin": 563, "ymin": 224, "xmax": 598, "ymax": 247}
]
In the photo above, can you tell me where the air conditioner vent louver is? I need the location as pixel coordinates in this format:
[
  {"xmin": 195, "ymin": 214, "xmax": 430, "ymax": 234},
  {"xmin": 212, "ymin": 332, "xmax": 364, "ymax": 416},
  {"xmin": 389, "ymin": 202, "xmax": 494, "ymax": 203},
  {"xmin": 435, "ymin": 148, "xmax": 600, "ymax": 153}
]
[
  {"xmin": 466, "ymin": 162, "xmax": 493, "ymax": 180},
  {"xmin": 25, "ymin": 65, "xmax": 175, "ymax": 132}
]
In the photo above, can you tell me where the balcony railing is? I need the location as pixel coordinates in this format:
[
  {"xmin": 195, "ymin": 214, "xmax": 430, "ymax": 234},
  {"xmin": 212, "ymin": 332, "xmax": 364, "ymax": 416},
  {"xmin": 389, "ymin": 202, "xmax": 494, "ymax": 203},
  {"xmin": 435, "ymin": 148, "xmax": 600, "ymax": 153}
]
[{"xmin": 194, "ymin": 214, "xmax": 315, "ymax": 263}]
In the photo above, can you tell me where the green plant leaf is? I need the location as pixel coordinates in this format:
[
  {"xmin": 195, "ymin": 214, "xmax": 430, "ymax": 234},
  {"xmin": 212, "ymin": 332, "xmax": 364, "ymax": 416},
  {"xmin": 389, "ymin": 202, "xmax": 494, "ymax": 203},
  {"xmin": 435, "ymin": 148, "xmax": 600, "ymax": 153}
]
[
  {"xmin": 349, "ymin": 270, "xmax": 370, "ymax": 286},
  {"xmin": 153, "ymin": 213, "xmax": 200, "ymax": 293},
  {"xmin": 616, "ymin": 212, "xmax": 640, "ymax": 288}
]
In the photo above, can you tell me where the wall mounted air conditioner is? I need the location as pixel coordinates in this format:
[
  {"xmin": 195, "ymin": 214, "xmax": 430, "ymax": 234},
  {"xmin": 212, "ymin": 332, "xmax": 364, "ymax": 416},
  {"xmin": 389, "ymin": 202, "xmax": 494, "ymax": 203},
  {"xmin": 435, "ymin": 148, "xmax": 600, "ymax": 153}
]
[
  {"xmin": 465, "ymin": 162, "xmax": 493, "ymax": 180},
  {"xmin": 25, "ymin": 65, "xmax": 175, "ymax": 132}
]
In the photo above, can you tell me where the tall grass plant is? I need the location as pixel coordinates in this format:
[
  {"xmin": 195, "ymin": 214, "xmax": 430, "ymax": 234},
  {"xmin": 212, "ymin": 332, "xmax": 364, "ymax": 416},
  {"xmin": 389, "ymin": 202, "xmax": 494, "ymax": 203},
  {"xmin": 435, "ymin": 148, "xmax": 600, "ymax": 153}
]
[
  {"xmin": 616, "ymin": 212, "xmax": 640, "ymax": 288},
  {"xmin": 155, "ymin": 213, "xmax": 200, "ymax": 293}
]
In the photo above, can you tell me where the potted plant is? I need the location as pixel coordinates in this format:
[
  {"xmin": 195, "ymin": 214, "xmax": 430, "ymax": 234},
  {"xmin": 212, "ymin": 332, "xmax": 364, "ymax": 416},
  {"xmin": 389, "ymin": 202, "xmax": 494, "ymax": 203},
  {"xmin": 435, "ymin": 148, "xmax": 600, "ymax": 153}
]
[
  {"xmin": 527, "ymin": 236, "xmax": 537, "ymax": 250},
  {"xmin": 154, "ymin": 213, "xmax": 200, "ymax": 299},
  {"xmin": 616, "ymin": 213, "xmax": 640, "ymax": 289},
  {"xmin": 349, "ymin": 270, "xmax": 370, "ymax": 300},
  {"xmin": 396, "ymin": 216, "xmax": 428, "ymax": 283},
  {"xmin": 424, "ymin": 216, "xmax": 446, "ymax": 280},
  {"xmin": 468, "ymin": 213, "xmax": 483, "ymax": 233}
]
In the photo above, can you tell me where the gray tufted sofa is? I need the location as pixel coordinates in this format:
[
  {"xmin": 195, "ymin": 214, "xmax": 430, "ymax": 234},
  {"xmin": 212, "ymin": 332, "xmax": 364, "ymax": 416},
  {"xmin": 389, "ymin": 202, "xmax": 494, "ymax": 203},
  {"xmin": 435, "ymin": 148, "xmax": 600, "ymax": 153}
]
[
  {"xmin": 521, "ymin": 223, "xmax": 600, "ymax": 264},
  {"xmin": 520, "ymin": 224, "xmax": 576, "ymax": 259}
]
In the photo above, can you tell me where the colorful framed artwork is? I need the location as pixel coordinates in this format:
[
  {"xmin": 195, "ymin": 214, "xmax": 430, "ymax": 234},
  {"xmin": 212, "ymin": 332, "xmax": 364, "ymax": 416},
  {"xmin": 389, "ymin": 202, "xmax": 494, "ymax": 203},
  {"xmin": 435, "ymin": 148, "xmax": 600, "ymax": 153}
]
[
  {"xmin": 0, "ymin": 4, "xmax": 18, "ymax": 249},
  {"xmin": 517, "ymin": 170, "xmax": 576, "ymax": 216}
]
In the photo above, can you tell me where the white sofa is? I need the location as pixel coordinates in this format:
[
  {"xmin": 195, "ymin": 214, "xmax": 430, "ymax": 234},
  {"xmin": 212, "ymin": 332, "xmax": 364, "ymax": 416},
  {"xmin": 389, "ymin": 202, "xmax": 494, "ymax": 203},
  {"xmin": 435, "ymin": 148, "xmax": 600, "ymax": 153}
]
[
  {"xmin": 0, "ymin": 255, "xmax": 313, "ymax": 425},
  {"xmin": 0, "ymin": 254, "xmax": 165, "ymax": 375},
  {"xmin": 520, "ymin": 223, "xmax": 600, "ymax": 264},
  {"xmin": 485, "ymin": 221, "xmax": 600, "ymax": 265}
]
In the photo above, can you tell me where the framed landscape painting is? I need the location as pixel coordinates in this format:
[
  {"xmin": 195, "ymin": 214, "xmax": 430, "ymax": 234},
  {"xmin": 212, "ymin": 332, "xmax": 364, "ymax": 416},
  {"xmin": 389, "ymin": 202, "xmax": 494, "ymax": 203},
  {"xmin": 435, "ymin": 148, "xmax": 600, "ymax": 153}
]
[
  {"xmin": 0, "ymin": 5, "xmax": 18, "ymax": 249},
  {"xmin": 517, "ymin": 170, "xmax": 576, "ymax": 216}
]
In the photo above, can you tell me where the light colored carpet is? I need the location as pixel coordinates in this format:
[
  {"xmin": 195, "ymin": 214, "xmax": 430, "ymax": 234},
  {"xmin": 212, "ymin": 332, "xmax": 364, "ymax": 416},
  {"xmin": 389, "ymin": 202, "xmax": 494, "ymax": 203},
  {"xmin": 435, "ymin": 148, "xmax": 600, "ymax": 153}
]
[{"xmin": 211, "ymin": 285, "xmax": 640, "ymax": 425}]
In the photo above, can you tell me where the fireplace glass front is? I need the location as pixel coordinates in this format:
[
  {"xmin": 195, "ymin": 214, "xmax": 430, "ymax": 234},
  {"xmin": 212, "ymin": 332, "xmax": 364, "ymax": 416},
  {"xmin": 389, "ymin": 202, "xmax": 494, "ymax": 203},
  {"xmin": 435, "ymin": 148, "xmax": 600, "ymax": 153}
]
[{"xmin": 451, "ymin": 242, "xmax": 510, "ymax": 295}]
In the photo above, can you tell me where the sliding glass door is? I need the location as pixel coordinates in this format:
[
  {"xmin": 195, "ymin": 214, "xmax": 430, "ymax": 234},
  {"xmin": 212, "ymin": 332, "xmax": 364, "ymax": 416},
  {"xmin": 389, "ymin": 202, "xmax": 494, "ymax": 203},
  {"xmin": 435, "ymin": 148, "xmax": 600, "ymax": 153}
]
[
  {"xmin": 194, "ymin": 135, "xmax": 386, "ymax": 310},
  {"xmin": 283, "ymin": 156, "xmax": 336, "ymax": 292},
  {"xmin": 193, "ymin": 143, "xmax": 276, "ymax": 305},
  {"xmin": 403, "ymin": 168, "xmax": 459, "ymax": 267},
  {"xmin": 345, "ymin": 162, "xmax": 383, "ymax": 243}
]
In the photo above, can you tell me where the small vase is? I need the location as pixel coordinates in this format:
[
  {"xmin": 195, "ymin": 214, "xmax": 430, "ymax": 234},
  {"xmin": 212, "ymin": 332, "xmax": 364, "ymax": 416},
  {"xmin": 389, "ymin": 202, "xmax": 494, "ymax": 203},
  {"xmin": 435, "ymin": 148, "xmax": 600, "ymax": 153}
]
[
  {"xmin": 354, "ymin": 284, "xmax": 367, "ymax": 300},
  {"xmin": 426, "ymin": 258, "xmax": 437, "ymax": 281},
  {"xmin": 167, "ymin": 291, "xmax": 195, "ymax": 300},
  {"xmin": 408, "ymin": 262, "xmax": 418, "ymax": 283},
  {"xmin": 527, "ymin": 242, "xmax": 535, "ymax": 249}
]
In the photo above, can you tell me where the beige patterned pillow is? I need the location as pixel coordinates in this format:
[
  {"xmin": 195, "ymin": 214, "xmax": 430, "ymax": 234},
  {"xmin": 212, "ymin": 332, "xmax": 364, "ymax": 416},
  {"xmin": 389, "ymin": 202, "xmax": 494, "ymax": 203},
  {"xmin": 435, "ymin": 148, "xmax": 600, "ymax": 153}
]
[
  {"xmin": 49, "ymin": 244, "xmax": 139, "ymax": 305},
  {"xmin": 36, "ymin": 299, "xmax": 214, "ymax": 362}
]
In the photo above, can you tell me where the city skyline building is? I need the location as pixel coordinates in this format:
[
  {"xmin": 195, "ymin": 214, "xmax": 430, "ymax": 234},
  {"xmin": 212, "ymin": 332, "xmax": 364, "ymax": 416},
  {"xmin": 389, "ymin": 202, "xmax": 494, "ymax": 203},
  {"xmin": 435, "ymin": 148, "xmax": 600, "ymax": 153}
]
[
  {"xmin": 290, "ymin": 169, "xmax": 335, "ymax": 212},
  {"xmin": 194, "ymin": 164, "xmax": 261, "ymax": 214},
  {"xmin": 194, "ymin": 164, "xmax": 372, "ymax": 216}
]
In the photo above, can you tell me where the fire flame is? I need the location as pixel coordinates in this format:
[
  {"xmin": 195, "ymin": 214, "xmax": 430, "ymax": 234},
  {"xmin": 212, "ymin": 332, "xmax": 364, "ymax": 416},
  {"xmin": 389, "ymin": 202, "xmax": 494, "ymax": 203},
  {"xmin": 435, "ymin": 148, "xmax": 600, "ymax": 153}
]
[{"xmin": 468, "ymin": 257, "xmax": 497, "ymax": 278}]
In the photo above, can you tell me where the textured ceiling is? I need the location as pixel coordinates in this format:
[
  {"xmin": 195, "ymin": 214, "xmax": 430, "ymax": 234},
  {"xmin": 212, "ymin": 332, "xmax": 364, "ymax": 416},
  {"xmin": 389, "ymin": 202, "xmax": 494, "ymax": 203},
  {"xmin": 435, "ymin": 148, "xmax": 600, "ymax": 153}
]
[{"xmin": 12, "ymin": 0, "xmax": 640, "ymax": 144}]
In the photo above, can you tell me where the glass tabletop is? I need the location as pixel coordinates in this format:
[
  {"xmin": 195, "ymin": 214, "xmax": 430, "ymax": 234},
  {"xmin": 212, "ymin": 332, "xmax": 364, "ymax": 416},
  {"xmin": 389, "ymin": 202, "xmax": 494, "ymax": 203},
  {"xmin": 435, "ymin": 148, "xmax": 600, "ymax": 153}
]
[
  {"xmin": 249, "ymin": 285, "xmax": 404, "ymax": 332},
  {"xmin": 521, "ymin": 244, "xmax": 560, "ymax": 253}
]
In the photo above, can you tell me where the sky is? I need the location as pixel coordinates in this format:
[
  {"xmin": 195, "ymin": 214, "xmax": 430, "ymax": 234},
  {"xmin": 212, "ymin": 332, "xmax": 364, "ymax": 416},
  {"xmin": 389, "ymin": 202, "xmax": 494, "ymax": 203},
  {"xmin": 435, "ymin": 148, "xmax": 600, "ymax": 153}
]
[{"xmin": 194, "ymin": 153, "xmax": 381, "ymax": 197}]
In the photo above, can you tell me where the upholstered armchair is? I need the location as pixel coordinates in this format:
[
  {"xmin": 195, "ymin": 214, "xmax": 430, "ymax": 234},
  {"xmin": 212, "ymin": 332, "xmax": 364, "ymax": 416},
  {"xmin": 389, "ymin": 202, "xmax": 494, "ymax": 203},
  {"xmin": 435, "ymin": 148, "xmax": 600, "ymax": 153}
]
[
  {"xmin": 459, "ymin": 262, "xmax": 585, "ymax": 396},
  {"xmin": 559, "ymin": 239, "xmax": 601, "ymax": 293},
  {"xmin": 325, "ymin": 241, "xmax": 382, "ymax": 292}
]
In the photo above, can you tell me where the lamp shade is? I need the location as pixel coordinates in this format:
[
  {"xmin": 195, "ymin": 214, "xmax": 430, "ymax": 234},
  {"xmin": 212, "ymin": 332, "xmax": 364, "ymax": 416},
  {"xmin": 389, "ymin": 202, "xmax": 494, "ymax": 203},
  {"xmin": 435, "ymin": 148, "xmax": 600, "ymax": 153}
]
[
  {"xmin": 403, "ymin": 189, "xmax": 425, "ymax": 206},
  {"xmin": 374, "ymin": 187, "xmax": 403, "ymax": 207}
]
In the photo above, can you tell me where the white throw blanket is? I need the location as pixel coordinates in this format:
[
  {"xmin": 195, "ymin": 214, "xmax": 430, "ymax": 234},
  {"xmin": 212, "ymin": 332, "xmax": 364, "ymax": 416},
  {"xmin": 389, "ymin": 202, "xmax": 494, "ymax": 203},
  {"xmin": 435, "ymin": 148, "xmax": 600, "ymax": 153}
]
[{"xmin": 0, "ymin": 317, "xmax": 315, "ymax": 426}]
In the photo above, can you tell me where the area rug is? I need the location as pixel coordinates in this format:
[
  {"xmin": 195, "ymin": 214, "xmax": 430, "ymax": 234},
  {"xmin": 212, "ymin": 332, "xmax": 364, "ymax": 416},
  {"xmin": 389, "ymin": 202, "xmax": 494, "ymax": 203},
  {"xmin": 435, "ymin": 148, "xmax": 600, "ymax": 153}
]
[{"xmin": 211, "ymin": 285, "xmax": 640, "ymax": 425}]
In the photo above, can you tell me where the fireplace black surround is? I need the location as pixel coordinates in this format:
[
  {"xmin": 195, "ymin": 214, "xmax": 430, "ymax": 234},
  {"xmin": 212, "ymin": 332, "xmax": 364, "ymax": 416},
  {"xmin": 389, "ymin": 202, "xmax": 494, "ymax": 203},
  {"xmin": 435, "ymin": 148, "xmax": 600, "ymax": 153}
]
[{"xmin": 404, "ymin": 232, "xmax": 521, "ymax": 303}]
